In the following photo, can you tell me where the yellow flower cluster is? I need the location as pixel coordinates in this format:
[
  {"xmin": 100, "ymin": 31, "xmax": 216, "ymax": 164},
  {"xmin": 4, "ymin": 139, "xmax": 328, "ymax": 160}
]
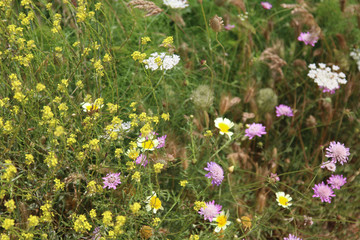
[
  {"xmin": 193, "ymin": 201, "xmax": 206, "ymax": 211},
  {"xmin": 152, "ymin": 217, "xmax": 161, "ymax": 227},
  {"xmin": 76, "ymin": 0, "xmax": 94, "ymax": 22},
  {"xmin": 9, "ymin": 74, "xmax": 27, "ymax": 103},
  {"xmin": 114, "ymin": 215, "xmax": 126, "ymax": 235},
  {"xmin": 54, "ymin": 178, "xmax": 65, "ymax": 191},
  {"xmin": 25, "ymin": 154, "xmax": 34, "ymax": 165},
  {"xmin": 86, "ymin": 180, "xmax": 102, "ymax": 194},
  {"xmin": 19, "ymin": 10, "xmax": 35, "ymax": 26},
  {"xmin": 89, "ymin": 209, "xmax": 96, "ymax": 218},
  {"xmin": 40, "ymin": 201, "xmax": 53, "ymax": 222},
  {"xmin": 162, "ymin": 36, "xmax": 173, "ymax": 47},
  {"xmin": 141, "ymin": 36, "xmax": 151, "ymax": 45},
  {"xmin": 73, "ymin": 214, "xmax": 92, "ymax": 233},
  {"xmin": 27, "ymin": 215, "xmax": 39, "ymax": 228},
  {"xmin": 154, "ymin": 163, "xmax": 164, "ymax": 173},
  {"xmin": 130, "ymin": 202, "xmax": 141, "ymax": 215},
  {"xmin": 4, "ymin": 199, "xmax": 16, "ymax": 212},
  {"xmin": 2, "ymin": 218, "xmax": 14, "ymax": 230},
  {"xmin": 51, "ymin": 14, "xmax": 62, "ymax": 33},
  {"xmin": 132, "ymin": 171, "xmax": 141, "ymax": 182},
  {"xmin": 44, "ymin": 151, "xmax": 58, "ymax": 168},
  {"xmin": 131, "ymin": 51, "xmax": 147, "ymax": 63},
  {"xmin": 1, "ymin": 160, "xmax": 17, "ymax": 181},
  {"xmin": 102, "ymin": 211, "xmax": 113, "ymax": 226},
  {"xmin": 180, "ymin": 180, "xmax": 188, "ymax": 187}
]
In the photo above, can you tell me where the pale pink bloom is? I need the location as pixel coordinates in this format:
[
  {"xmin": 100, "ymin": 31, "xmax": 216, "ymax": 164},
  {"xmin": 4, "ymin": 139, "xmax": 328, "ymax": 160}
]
[
  {"xmin": 327, "ymin": 174, "xmax": 346, "ymax": 190},
  {"xmin": 275, "ymin": 104, "xmax": 294, "ymax": 117},
  {"xmin": 261, "ymin": 2, "xmax": 272, "ymax": 9},
  {"xmin": 135, "ymin": 154, "xmax": 148, "ymax": 167},
  {"xmin": 198, "ymin": 200, "xmax": 222, "ymax": 222},
  {"xmin": 224, "ymin": 24, "xmax": 235, "ymax": 30},
  {"xmin": 298, "ymin": 32, "xmax": 319, "ymax": 47},
  {"xmin": 320, "ymin": 161, "xmax": 336, "ymax": 172},
  {"xmin": 312, "ymin": 182, "xmax": 335, "ymax": 203},
  {"xmin": 325, "ymin": 141, "xmax": 350, "ymax": 165},
  {"xmin": 245, "ymin": 123, "xmax": 266, "ymax": 140},
  {"xmin": 204, "ymin": 162, "xmax": 224, "ymax": 186},
  {"xmin": 284, "ymin": 234, "xmax": 302, "ymax": 240},
  {"xmin": 103, "ymin": 172, "xmax": 121, "ymax": 189}
]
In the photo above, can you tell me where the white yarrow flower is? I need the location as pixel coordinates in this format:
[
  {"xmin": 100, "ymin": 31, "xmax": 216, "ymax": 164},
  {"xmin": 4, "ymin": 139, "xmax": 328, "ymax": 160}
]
[
  {"xmin": 163, "ymin": 0, "xmax": 189, "ymax": 9},
  {"xmin": 144, "ymin": 52, "xmax": 180, "ymax": 71}
]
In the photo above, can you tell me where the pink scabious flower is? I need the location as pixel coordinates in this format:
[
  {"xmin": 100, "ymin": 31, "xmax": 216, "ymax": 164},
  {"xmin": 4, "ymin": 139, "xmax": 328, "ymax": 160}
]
[
  {"xmin": 269, "ymin": 173, "xmax": 280, "ymax": 183},
  {"xmin": 327, "ymin": 174, "xmax": 346, "ymax": 190},
  {"xmin": 297, "ymin": 32, "xmax": 319, "ymax": 47},
  {"xmin": 245, "ymin": 123, "xmax": 266, "ymax": 140},
  {"xmin": 320, "ymin": 161, "xmax": 336, "ymax": 172},
  {"xmin": 204, "ymin": 162, "xmax": 224, "ymax": 186},
  {"xmin": 135, "ymin": 154, "xmax": 148, "ymax": 167},
  {"xmin": 261, "ymin": 2, "xmax": 272, "ymax": 9},
  {"xmin": 103, "ymin": 172, "xmax": 121, "ymax": 189},
  {"xmin": 156, "ymin": 135, "xmax": 167, "ymax": 149},
  {"xmin": 325, "ymin": 141, "xmax": 350, "ymax": 165},
  {"xmin": 275, "ymin": 104, "xmax": 294, "ymax": 117},
  {"xmin": 284, "ymin": 234, "xmax": 302, "ymax": 240},
  {"xmin": 198, "ymin": 200, "xmax": 222, "ymax": 222},
  {"xmin": 312, "ymin": 182, "xmax": 335, "ymax": 203},
  {"xmin": 224, "ymin": 24, "xmax": 235, "ymax": 30}
]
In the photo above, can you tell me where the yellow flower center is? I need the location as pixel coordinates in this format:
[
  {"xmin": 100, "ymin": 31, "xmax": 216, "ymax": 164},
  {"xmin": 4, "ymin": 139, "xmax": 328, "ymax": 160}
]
[
  {"xmin": 216, "ymin": 215, "xmax": 227, "ymax": 228},
  {"xmin": 142, "ymin": 140, "xmax": 155, "ymax": 150},
  {"xmin": 86, "ymin": 105, "xmax": 98, "ymax": 111},
  {"xmin": 278, "ymin": 196, "xmax": 289, "ymax": 206},
  {"xmin": 218, "ymin": 123, "xmax": 230, "ymax": 133},
  {"xmin": 150, "ymin": 196, "xmax": 162, "ymax": 210}
]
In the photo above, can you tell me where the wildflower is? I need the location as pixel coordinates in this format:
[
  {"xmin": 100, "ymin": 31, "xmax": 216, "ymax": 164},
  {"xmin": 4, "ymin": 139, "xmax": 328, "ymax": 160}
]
[
  {"xmin": 140, "ymin": 225, "xmax": 153, "ymax": 239},
  {"xmin": 102, "ymin": 211, "xmax": 113, "ymax": 226},
  {"xmin": 54, "ymin": 178, "xmax": 65, "ymax": 191},
  {"xmin": 198, "ymin": 200, "xmax": 222, "ymax": 222},
  {"xmin": 4, "ymin": 199, "xmax": 16, "ymax": 212},
  {"xmin": 27, "ymin": 215, "xmax": 39, "ymax": 228},
  {"xmin": 141, "ymin": 36, "xmax": 151, "ymax": 44},
  {"xmin": 212, "ymin": 211, "xmax": 231, "ymax": 232},
  {"xmin": 81, "ymin": 101, "xmax": 103, "ymax": 112},
  {"xmin": 298, "ymin": 32, "xmax": 319, "ymax": 47},
  {"xmin": 193, "ymin": 201, "xmax": 206, "ymax": 211},
  {"xmin": 162, "ymin": 36, "xmax": 173, "ymax": 47},
  {"xmin": 245, "ymin": 123, "xmax": 267, "ymax": 140},
  {"xmin": 95, "ymin": 2, "xmax": 102, "ymax": 10},
  {"xmin": 25, "ymin": 154, "xmax": 34, "ymax": 165},
  {"xmin": 224, "ymin": 24, "xmax": 235, "ymax": 30},
  {"xmin": 36, "ymin": 83, "xmax": 46, "ymax": 92},
  {"xmin": 261, "ymin": 2, "xmax": 272, "ymax": 9},
  {"xmin": 275, "ymin": 104, "xmax": 294, "ymax": 117},
  {"xmin": 276, "ymin": 192, "xmax": 292, "ymax": 208},
  {"xmin": 204, "ymin": 161, "xmax": 224, "ymax": 186},
  {"xmin": 320, "ymin": 161, "xmax": 336, "ymax": 172},
  {"xmin": 156, "ymin": 135, "xmax": 167, "ymax": 148},
  {"xmin": 54, "ymin": 126, "xmax": 65, "ymax": 137},
  {"xmin": 325, "ymin": 141, "xmax": 350, "ymax": 165},
  {"xmin": 103, "ymin": 173, "xmax": 121, "ymax": 190},
  {"xmin": 90, "ymin": 209, "xmax": 96, "ymax": 219},
  {"xmin": 161, "ymin": 112, "xmax": 170, "ymax": 121},
  {"xmin": 114, "ymin": 216, "xmax": 126, "ymax": 235},
  {"xmin": 130, "ymin": 202, "xmax": 141, "ymax": 214},
  {"xmin": 350, "ymin": 48, "xmax": 360, "ymax": 71},
  {"xmin": 214, "ymin": 117, "xmax": 234, "ymax": 139},
  {"xmin": 137, "ymin": 133, "xmax": 159, "ymax": 151},
  {"xmin": 189, "ymin": 235, "xmax": 199, "ymax": 240},
  {"xmin": 312, "ymin": 182, "xmax": 335, "ymax": 203},
  {"xmin": 240, "ymin": 215, "xmax": 252, "ymax": 229},
  {"xmin": 132, "ymin": 171, "xmax": 141, "ymax": 182},
  {"xmin": 74, "ymin": 215, "xmax": 92, "ymax": 233},
  {"xmin": 308, "ymin": 63, "xmax": 347, "ymax": 93},
  {"xmin": 44, "ymin": 152, "xmax": 58, "ymax": 168},
  {"xmin": 269, "ymin": 173, "xmax": 280, "ymax": 183},
  {"xmin": 0, "ymin": 234, "xmax": 9, "ymax": 240},
  {"xmin": 40, "ymin": 201, "xmax": 53, "ymax": 222},
  {"xmin": 144, "ymin": 52, "xmax": 180, "ymax": 71},
  {"xmin": 2, "ymin": 218, "xmax": 14, "ymax": 230},
  {"xmin": 154, "ymin": 163, "xmax": 164, "ymax": 173},
  {"xmin": 135, "ymin": 154, "xmax": 148, "ymax": 167},
  {"xmin": 180, "ymin": 180, "xmax": 188, "ymax": 187},
  {"xmin": 163, "ymin": 0, "xmax": 188, "ymax": 9},
  {"xmin": 152, "ymin": 217, "xmax": 161, "ymax": 227},
  {"xmin": 145, "ymin": 192, "xmax": 164, "ymax": 213},
  {"xmin": 209, "ymin": 15, "xmax": 224, "ymax": 32},
  {"xmin": 283, "ymin": 234, "xmax": 302, "ymax": 240},
  {"xmin": 327, "ymin": 175, "xmax": 346, "ymax": 190},
  {"xmin": 303, "ymin": 215, "xmax": 313, "ymax": 226},
  {"xmin": 131, "ymin": 51, "xmax": 147, "ymax": 63},
  {"xmin": 126, "ymin": 161, "xmax": 136, "ymax": 170}
]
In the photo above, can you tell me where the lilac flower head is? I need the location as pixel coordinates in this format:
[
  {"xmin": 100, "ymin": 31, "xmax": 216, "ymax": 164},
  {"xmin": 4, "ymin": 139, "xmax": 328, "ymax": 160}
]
[
  {"xmin": 135, "ymin": 154, "xmax": 148, "ymax": 167},
  {"xmin": 298, "ymin": 32, "xmax": 319, "ymax": 47},
  {"xmin": 198, "ymin": 200, "xmax": 222, "ymax": 222},
  {"xmin": 269, "ymin": 173, "xmax": 280, "ymax": 183},
  {"xmin": 327, "ymin": 174, "xmax": 346, "ymax": 190},
  {"xmin": 204, "ymin": 162, "xmax": 224, "ymax": 186},
  {"xmin": 284, "ymin": 234, "xmax": 302, "ymax": 240},
  {"xmin": 320, "ymin": 161, "xmax": 336, "ymax": 172},
  {"xmin": 312, "ymin": 182, "xmax": 335, "ymax": 203},
  {"xmin": 103, "ymin": 172, "xmax": 121, "ymax": 190},
  {"xmin": 156, "ymin": 135, "xmax": 167, "ymax": 149},
  {"xmin": 275, "ymin": 104, "xmax": 294, "ymax": 117},
  {"xmin": 261, "ymin": 2, "xmax": 272, "ymax": 9},
  {"xmin": 245, "ymin": 123, "xmax": 266, "ymax": 140},
  {"xmin": 325, "ymin": 141, "xmax": 350, "ymax": 165},
  {"xmin": 224, "ymin": 24, "xmax": 235, "ymax": 31}
]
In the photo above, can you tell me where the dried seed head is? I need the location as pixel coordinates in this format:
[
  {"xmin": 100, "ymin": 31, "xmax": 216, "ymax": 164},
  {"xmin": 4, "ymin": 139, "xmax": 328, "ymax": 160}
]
[
  {"xmin": 140, "ymin": 225, "xmax": 153, "ymax": 239},
  {"xmin": 191, "ymin": 85, "xmax": 214, "ymax": 109},
  {"xmin": 209, "ymin": 15, "xmax": 224, "ymax": 32},
  {"xmin": 256, "ymin": 88, "xmax": 278, "ymax": 113},
  {"xmin": 219, "ymin": 94, "xmax": 241, "ymax": 115}
]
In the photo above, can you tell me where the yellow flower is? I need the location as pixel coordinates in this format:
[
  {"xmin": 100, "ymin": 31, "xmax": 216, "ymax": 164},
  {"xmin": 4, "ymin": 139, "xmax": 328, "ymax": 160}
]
[
  {"xmin": 36, "ymin": 83, "xmax": 46, "ymax": 92},
  {"xmin": 132, "ymin": 171, "xmax": 141, "ymax": 182},
  {"xmin": 240, "ymin": 215, "xmax": 252, "ymax": 229},
  {"xmin": 180, "ymin": 180, "xmax": 188, "ymax": 187},
  {"xmin": 161, "ymin": 113, "xmax": 170, "ymax": 121},
  {"xmin": 126, "ymin": 148, "xmax": 140, "ymax": 160},
  {"xmin": 44, "ymin": 151, "xmax": 57, "ymax": 168},
  {"xmin": 102, "ymin": 211, "xmax": 113, "ymax": 226},
  {"xmin": 212, "ymin": 211, "xmax": 231, "ymax": 232},
  {"xmin": 162, "ymin": 36, "xmax": 173, "ymax": 47},
  {"xmin": 95, "ymin": 2, "xmax": 102, "ymax": 10},
  {"xmin": 0, "ymin": 234, "xmax": 10, "ymax": 240},
  {"xmin": 152, "ymin": 217, "xmax": 161, "ymax": 227},
  {"xmin": 141, "ymin": 36, "xmax": 151, "ymax": 44},
  {"xmin": 204, "ymin": 130, "xmax": 213, "ymax": 137},
  {"xmin": 193, "ymin": 201, "xmax": 206, "ymax": 211},
  {"xmin": 28, "ymin": 215, "xmax": 39, "ymax": 228},
  {"xmin": 54, "ymin": 178, "xmax": 65, "ymax": 191},
  {"xmin": 189, "ymin": 235, "xmax": 199, "ymax": 240},
  {"xmin": 130, "ymin": 202, "xmax": 141, "ymax": 215},
  {"xmin": 154, "ymin": 163, "xmax": 164, "ymax": 173},
  {"xmin": 89, "ymin": 209, "xmax": 96, "ymax": 219},
  {"xmin": 54, "ymin": 126, "xmax": 65, "ymax": 137},
  {"xmin": 25, "ymin": 154, "xmax": 34, "ymax": 165},
  {"xmin": 214, "ymin": 117, "xmax": 234, "ymax": 139},
  {"xmin": 4, "ymin": 199, "xmax": 16, "ymax": 212},
  {"xmin": 2, "ymin": 218, "xmax": 14, "ymax": 230},
  {"xmin": 275, "ymin": 192, "xmax": 292, "ymax": 208},
  {"xmin": 73, "ymin": 214, "xmax": 92, "ymax": 233},
  {"xmin": 145, "ymin": 192, "xmax": 164, "ymax": 214}
]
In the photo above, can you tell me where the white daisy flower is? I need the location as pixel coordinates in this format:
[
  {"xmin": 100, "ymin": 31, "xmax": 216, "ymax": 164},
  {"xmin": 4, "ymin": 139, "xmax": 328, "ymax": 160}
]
[
  {"xmin": 276, "ymin": 192, "xmax": 292, "ymax": 209},
  {"xmin": 211, "ymin": 210, "xmax": 231, "ymax": 233},
  {"xmin": 145, "ymin": 191, "xmax": 164, "ymax": 214},
  {"xmin": 214, "ymin": 117, "xmax": 234, "ymax": 139}
]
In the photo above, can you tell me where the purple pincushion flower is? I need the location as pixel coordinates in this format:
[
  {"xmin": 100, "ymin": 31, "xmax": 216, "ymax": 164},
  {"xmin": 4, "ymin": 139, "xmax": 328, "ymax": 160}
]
[
  {"xmin": 275, "ymin": 104, "xmax": 294, "ymax": 117},
  {"xmin": 245, "ymin": 123, "xmax": 266, "ymax": 140},
  {"xmin": 298, "ymin": 32, "xmax": 319, "ymax": 47},
  {"xmin": 284, "ymin": 234, "xmax": 302, "ymax": 240},
  {"xmin": 103, "ymin": 172, "xmax": 121, "ymax": 190},
  {"xmin": 135, "ymin": 154, "xmax": 148, "ymax": 167},
  {"xmin": 156, "ymin": 135, "xmax": 167, "ymax": 149},
  {"xmin": 224, "ymin": 24, "xmax": 235, "ymax": 30},
  {"xmin": 312, "ymin": 182, "xmax": 335, "ymax": 203},
  {"xmin": 325, "ymin": 141, "xmax": 350, "ymax": 165},
  {"xmin": 204, "ymin": 162, "xmax": 224, "ymax": 186},
  {"xmin": 198, "ymin": 200, "xmax": 222, "ymax": 222},
  {"xmin": 261, "ymin": 2, "xmax": 272, "ymax": 9},
  {"xmin": 327, "ymin": 174, "xmax": 346, "ymax": 190}
]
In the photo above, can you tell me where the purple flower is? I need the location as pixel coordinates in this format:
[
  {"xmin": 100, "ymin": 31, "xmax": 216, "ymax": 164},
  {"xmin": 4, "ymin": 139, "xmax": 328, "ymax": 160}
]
[
  {"xmin": 325, "ymin": 141, "xmax": 350, "ymax": 165},
  {"xmin": 320, "ymin": 161, "xmax": 336, "ymax": 172},
  {"xmin": 284, "ymin": 234, "xmax": 302, "ymax": 240},
  {"xmin": 103, "ymin": 172, "xmax": 121, "ymax": 190},
  {"xmin": 224, "ymin": 24, "xmax": 235, "ymax": 31},
  {"xmin": 204, "ymin": 162, "xmax": 224, "ymax": 186},
  {"xmin": 261, "ymin": 2, "xmax": 272, "ymax": 9},
  {"xmin": 92, "ymin": 227, "xmax": 101, "ymax": 240},
  {"xmin": 198, "ymin": 200, "xmax": 222, "ymax": 222},
  {"xmin": 312, "ymin": 182, "xmax": 335, "ymax": 203},
  {"xmin": 135, "ymin": 154, "xmax": 148, "ymax": 167},
  {"xmin": 320, "ymin": 86, "xmax": 337, "ymax": 94},
  {"xmin": 275, "ymin": 104, "xmax": 294, "ymax": 117},
  {"xmin": 327, "ymin": 174, "xmax": 346, "ymax": 190},
  {"xmin": 245, "ymin": 123, "xmax": 266, "ymax": 140},
  {"xmin": 298, "ymin": 32, "xmax": 319, "ymax": 47},
  {"xmin": 156, "ymin": 135, "xmax": 167, "ymax": 149},
  {"xmin": 269, "ymin": 173, "xmax": 280, "ymax": 182}
]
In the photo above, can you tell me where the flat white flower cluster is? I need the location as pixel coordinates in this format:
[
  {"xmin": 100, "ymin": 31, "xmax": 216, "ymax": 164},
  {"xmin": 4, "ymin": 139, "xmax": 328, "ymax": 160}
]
[
  {"xmin": 307, "ymin": 63, "xmax": 347, "ymax": 93},
  {"xmin": 350, "ymin": 48, "xmax": 360, "ymax": 71},
  {"xmin": 144, "ymin": 52, "xmax": 180, "ymax": 71},
  {"xmin": 163, "ymin": 0, "xmax": 189, "ymax": 9}
]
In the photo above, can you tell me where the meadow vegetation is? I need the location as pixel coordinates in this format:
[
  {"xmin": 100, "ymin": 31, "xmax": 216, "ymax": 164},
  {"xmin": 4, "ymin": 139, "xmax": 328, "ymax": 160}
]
[{"xmin": 0, "ymin": 0, "xmax": 360, "ymax": 239}]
